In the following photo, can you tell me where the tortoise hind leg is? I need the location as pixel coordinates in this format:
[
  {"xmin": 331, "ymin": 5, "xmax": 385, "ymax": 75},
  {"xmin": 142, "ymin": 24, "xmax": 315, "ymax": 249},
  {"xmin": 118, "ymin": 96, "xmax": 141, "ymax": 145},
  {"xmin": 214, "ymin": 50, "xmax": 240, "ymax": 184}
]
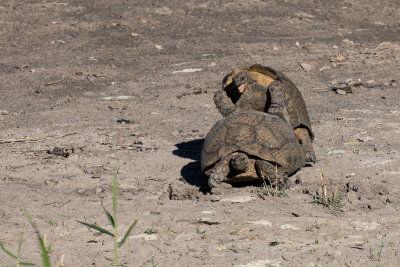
[
  {"xmin": 255, "ymin": 160, "xmax": 289, "ymax": 189},
  {"xmin": 294, "ymin": 127, "xmax": 316, "ymax": 163}
]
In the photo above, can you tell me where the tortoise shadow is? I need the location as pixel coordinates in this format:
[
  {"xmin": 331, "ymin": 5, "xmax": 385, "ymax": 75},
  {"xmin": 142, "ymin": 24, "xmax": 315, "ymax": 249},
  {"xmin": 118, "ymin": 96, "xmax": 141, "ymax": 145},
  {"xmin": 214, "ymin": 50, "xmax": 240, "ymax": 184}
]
[{"xmin": 173, "ymin": 139, "xmax": 209, "ymax": 188}]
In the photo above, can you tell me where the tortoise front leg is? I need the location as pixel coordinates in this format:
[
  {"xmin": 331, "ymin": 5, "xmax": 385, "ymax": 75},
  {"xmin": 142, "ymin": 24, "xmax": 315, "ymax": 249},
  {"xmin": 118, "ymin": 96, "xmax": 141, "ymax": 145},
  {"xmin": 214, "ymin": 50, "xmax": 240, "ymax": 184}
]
[
  {"xmin": 295, "ymin": 128, "xmax": 317, "ymax": 163},
  {"xmin": 255, "ymin": 160, "xmax": 289, "ymax": 189},
  {"xmin": 267, "ymin": 80, "xmax": 290, "ymax": 124},
  {"xmin": 214, "ymin": 90, "xmax": 237, "ymax": 117},
  {"xmin": 207, "ymin": 156, "xmax": 231, "ymax": 188}
]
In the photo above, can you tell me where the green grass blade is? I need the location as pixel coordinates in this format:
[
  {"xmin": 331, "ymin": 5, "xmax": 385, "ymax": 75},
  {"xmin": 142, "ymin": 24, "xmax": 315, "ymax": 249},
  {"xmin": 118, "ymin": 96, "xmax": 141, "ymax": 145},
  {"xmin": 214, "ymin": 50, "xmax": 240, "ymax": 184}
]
[
  {"xmin": 19, "ymin": 262, "xmax": 35, "ymax": 266},
  {"xmin": 0, "ymin": 241, "xmax": 17, "ymax": 259},
  {"xmin": 102, "ymin": 205, "xmax": 115, "ymax": 228},
  {"xmin": 113, "ymin": 172, "xmax": 118, "ymax": 226},
  {"xmin": 105, "ymin": 257, "xmax": 114, "ymax": 262},
  {"xmin": 118, "ymin": 219, "xmax": 138, "ymax": 248},
  {"xmin": 17, "ymin": 234, "xmax": 23, "ymax": 259},
  {"xmin": 113, "ymin": 172, "xmax": 118, "ymax": 267},
  {"xmin": 76, "ymin": 220, "xmax": 114, "ymax": 237},
  {"xmin": 25, "ymin": 210, "xmax": 51, "ymax": 267}
]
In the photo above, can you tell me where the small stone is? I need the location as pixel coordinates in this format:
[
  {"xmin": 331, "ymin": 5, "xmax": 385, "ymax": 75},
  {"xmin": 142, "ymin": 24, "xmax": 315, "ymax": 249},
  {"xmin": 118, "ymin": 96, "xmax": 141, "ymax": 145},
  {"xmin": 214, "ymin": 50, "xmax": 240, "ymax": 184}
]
[
  {"xmin": 300, "ymin": 63, "xmax": 314, "ymax": 72},
  {"xmin": 77, "ymin": 188, "xmax": 85, "ymax": 194},
  {"xmin": 358, "ymin": 136, "xmax": 373, "ymax": 142},
  {"xmin": 248, "ymin": 220, "xmax": 272, "ymax": 227},
  {"xmin": 136, "ymin": 16, "xmax": 147, "ymax": 22},
  {"xmin": 0, "ymin": 110, "xmax": 8, "ymax": 115},
  {"xmin": 130, "ymin": 32, "xmax": 139, "ymax": 37},
  {"xmin": 336, "ymin": 54, "xmax": 346, "ymax": 61},
  {"xmin": 220, "ymin": 196, "xmax": 255, "ymax": 203},
  {"xmin": 130, "ymin": 234, "xmax": 157, "ymax": 241},
  {"xmin": 155, "ymin": 44, "xmax": 163, "ymax": 50},
  {"xmin": 342, "ymin": 39, "xmax": 353, "ymax": 45},
  {"xmin": 154, "ymin": 7, "xmax": 172, "ymax": 15},
  {"xmin": 280, "ymin": 224, "xmax": 300, "ymax": 230},
  {"xmin": 336, "ymin": 89, "xmax": 347, "ymax": 95}
]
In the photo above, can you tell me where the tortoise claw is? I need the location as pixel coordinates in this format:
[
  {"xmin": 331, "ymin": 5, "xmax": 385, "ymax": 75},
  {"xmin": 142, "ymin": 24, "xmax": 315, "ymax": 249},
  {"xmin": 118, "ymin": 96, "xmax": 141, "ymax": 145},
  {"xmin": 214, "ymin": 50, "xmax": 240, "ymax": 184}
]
[{"xmin": 305, "ymin": 151, "xmax": 317, "ymax": 163}]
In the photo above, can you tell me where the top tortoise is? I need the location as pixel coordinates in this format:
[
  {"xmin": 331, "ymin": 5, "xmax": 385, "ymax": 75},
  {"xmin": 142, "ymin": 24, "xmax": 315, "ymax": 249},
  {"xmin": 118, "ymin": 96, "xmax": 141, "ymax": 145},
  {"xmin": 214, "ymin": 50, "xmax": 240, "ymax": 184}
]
[{"xmin": 214, "ymin": 64, "xmax": 316, "ymax": 163}]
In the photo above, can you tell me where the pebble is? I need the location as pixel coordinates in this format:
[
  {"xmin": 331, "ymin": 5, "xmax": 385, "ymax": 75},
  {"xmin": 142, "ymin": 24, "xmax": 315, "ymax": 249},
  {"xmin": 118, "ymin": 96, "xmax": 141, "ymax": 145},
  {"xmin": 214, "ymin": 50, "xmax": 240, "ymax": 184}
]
[
  {"xmin": 336, "ymin": 89, "xmax": 346, "ymax": 95},
  {"xmin": 155, "ymin": 44, "xmax": 163, "ymax": 50},
  {"xmin": 220, "ymin": 196, "xmax": 255, "ymax": 203},
  {"xmin": 172, "ymin": 68, "xmax": 203, "ymax": 73},
  {"xmin": 130, "ymin": 233, "xmax": 157, "ymax": 241},
  {"xmin": 247, "ymin": 220, "xmax": 272, "ymax": 227},
  {"xmin": 0, "ymin": 110, "xmax": 8, "ymax": 115},
  {"xmin": 154, "ymin": 7, "xmax": 172, "ymax": 15},
  {"xmin": 280, "ymin": 224, "xmax": 300, "ymax": 230},
  {"xmin": 236, "ymin": 259, "xmax": 282, "ymax": 267},
  {"xmin": 300, "ymin": 63, "xmax": 314, "ymax": 72},
  {"xmin": 351, "ymin": 221, "xmax": 379, "ymax": 231}
]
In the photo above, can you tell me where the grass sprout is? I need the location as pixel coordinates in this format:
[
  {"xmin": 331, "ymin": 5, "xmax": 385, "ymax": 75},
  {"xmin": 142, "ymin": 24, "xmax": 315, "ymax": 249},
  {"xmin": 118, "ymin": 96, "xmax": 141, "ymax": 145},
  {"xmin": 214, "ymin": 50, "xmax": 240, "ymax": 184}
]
[
  {"xmin": 0, "ymin": 234, "xmax": 35, "ymax": 266},
  {"xmin": 313, "ymin": 170, "xmax": 343, "ymax": 211},
  {"xmin": 77, "ymin": 172, "xmax": 138, "ymax": 267},
  {"xmin": 255, "ymin": 165, "xmax": 287, "ymax": 198}
]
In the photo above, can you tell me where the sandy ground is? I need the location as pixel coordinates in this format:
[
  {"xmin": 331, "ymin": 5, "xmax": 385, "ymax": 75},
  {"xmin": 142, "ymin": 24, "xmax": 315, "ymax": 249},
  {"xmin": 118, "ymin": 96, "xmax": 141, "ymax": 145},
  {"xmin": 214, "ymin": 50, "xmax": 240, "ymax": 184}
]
[{"xmin": 1, "ymin": 0, "xmax": 400, "ymax": 266}]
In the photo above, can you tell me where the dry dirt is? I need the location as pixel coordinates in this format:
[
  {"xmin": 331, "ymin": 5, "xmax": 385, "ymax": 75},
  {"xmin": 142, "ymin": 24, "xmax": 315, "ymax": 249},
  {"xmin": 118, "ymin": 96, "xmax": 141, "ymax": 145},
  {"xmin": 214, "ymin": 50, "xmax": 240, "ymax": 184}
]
[{"xmin": 1, "ymin": 0, "xmax": 400, "ymax": 266}]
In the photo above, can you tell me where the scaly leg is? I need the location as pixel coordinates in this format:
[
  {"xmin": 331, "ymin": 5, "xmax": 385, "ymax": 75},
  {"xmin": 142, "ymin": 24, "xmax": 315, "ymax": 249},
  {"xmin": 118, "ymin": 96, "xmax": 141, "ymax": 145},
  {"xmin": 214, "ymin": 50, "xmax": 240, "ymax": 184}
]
[
  {"xmin": 255, "ymin": 160, "xmax": 289, "ymax": 189},
  {"xmin": 214, "ymin": 90, "xmax": 237, "ymax": 117},
  {"xmin": 208, "ymin": 156, "xmax": 230, "ymax": 188},
  {"xmin": 267, "ymin": 80, "xmax": 290, "ymax": 124}
]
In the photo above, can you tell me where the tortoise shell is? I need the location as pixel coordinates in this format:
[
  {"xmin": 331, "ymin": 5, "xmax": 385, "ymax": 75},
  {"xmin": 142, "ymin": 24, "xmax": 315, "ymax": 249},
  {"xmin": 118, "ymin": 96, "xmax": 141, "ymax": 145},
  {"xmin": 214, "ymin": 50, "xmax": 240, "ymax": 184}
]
[
  {"xmin": 222, "ymin": 64, "xmax": 314, "ymax": 139},
  {"xmin": 201, "ymin": 110, "xmax": 305, "ymax": 176}
]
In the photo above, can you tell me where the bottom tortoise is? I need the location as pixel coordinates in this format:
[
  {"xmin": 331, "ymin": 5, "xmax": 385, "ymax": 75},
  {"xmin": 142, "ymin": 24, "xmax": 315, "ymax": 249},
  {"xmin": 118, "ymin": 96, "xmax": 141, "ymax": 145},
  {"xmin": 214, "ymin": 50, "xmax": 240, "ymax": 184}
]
[{"xmin": 201, "ymin": 110, "xmax": 306, "ymax": 188}]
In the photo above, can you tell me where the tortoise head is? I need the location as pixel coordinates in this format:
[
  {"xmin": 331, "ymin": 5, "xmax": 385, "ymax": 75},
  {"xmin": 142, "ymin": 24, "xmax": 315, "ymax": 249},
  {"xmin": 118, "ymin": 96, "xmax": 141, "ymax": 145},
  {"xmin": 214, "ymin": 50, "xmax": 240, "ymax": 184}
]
[{"xmin": 232, "ymin": 71, "xmax": 252, "ymax": 94}]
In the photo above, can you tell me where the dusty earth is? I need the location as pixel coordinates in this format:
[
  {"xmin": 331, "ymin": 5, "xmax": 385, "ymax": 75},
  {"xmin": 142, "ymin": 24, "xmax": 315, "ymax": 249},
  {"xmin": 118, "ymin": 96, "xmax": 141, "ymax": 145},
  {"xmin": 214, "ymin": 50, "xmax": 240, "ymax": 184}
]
[{"xmin": 1, "ymin": 0, "xmax": 400, "ymax": 266}]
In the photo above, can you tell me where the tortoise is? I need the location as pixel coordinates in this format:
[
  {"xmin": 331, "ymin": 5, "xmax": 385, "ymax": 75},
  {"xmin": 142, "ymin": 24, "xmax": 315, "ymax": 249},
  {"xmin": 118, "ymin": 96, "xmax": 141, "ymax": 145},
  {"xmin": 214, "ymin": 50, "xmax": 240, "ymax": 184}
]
[
  {"xmin": 213, "ymin": 64, "xmax": 316, "ymax": 163},
  {"xmin": 201, "ymin": 110, "xmax": 306, "ymax": 188}
]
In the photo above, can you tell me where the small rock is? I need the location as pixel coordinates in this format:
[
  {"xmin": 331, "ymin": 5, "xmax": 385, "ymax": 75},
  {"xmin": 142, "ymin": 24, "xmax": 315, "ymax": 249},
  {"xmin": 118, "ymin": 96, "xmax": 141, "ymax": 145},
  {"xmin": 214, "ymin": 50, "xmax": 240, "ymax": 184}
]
[
  {"xmin": 130, "ymin": 32, "xmax": 139, "ymax": 37},
  {"xmin": 77, "ymin": 188, "xmax": 85, "ymax": 194},
  {"xmin": 300, "ymin": 63, "xmax": 314, "ymax": 72},
  {"xmin": 172, "ymin": 68, "xmax": 203, "ymax": 74},
  {"xmin": 154, "ymin": 7, "xmax": 172, "ymax": 15},
  {"xmin": 0, "ymin": 110, "xmax": 8, "ymax": 115},
  {"xmin": 247, "ymin": 220, "xmax": 272, "ymax": 227},
  {"xmin": 336, "ymin": 54, "xmax": 346, "ymax": 61},
  {"xmin": 351, "ymin": 221, "xmax": 379, "ymax": 231},
  {"xmin": 336, "ymin": 89, "xmax": 347, "ymax": 95},
  {"xmin": 171, "ymin": 131, "xmax": 180, "ymax": 137},
  {"xmin": 346, "ymin": 173, "xmax": 356, "ymax": 178},
  {"xmin": 215, "ymin": 244, "xmax": 226, "ymax": 251},
  {"xmin": 280, "ymin": 224, "xmax": 300, "ymax": 230},
  {"xmin": 155, "ymin": 44, "xmax": 163, "ymax": 50},
  {"xmin": 136, "ymin": 16, "xmax": 147, "ymax": 22},
  {"xmin": 220, "ymin": 196, "xmax": 255, "ymax": 203},
  {"xmin": 342, "ymin": 39, "xmax": 354, "ymax": 45},
  {"xmin": 358, "ymin": 136, "xmax": 373, "ymax": 142},
  {"xmin": 130, "ymin": 234, "xmax": 157, "ymax": 241}
]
